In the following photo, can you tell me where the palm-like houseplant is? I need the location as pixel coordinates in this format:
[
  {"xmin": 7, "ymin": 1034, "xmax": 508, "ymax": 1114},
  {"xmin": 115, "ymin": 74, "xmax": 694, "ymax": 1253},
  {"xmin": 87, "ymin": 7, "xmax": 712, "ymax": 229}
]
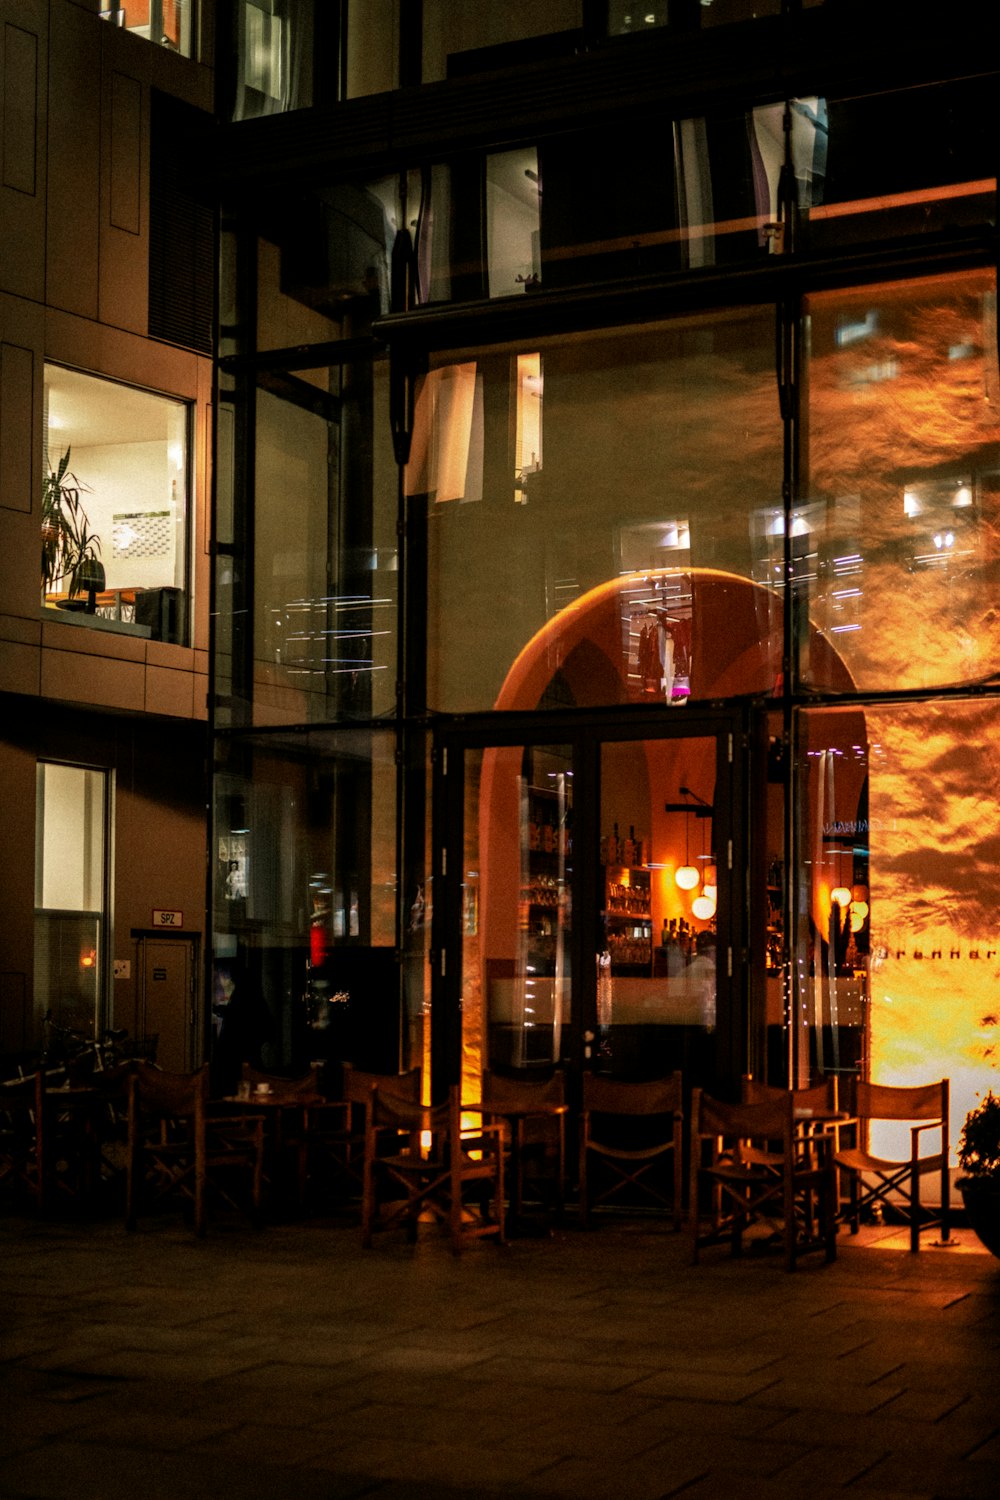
[
  {"xmin": 956, "ymin": 1091, "xmax": 1000, "ymax": 1257},
  {"xmin": 41, "ymin": 449, "xmax": 104, "ymax": 605}
]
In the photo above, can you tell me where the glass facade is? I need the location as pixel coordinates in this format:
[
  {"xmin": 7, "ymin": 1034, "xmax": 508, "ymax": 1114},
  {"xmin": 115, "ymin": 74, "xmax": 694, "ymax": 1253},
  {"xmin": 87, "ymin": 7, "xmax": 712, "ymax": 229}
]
[
  {"xmin": 214, "ymin": 17, "xmax": 1000, "ymax": 1142},
  {"xmin": 419, "ymin": 314, "xmax": 783, "ymax": 715}
]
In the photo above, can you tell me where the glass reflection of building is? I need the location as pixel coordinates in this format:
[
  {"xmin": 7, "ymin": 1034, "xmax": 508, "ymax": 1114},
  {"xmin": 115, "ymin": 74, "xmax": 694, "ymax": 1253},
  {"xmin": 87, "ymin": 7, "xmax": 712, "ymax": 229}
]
[{"xmin": 213, "ymin": 3, "xmax": 1000, "ymax": 1159}]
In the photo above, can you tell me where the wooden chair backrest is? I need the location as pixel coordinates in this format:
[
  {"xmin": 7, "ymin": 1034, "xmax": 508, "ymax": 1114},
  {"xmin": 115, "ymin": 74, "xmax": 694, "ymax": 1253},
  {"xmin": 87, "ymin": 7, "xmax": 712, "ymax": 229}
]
[
  {"xmin": 482, "ymin": 1070, "xmax": 565, "ymax": 1112},
  {"xmin": 582, "ymin": 1072, "xmax": 683, "ymax": 1118},
  {"xmin": 694, "ymin": 1089, "xmax": 791, "ymax": 1144},
  {"xmin": 742, "ymin": 1075, "xmax": 838, "ymax": 1115},
  {"xmin": 241, "ymin": 1063, "xmax": 321, "ymax": 1099},
  {"xmin": 855, "ymin": 1079, "xmax": 948, "ymax": 1123},
  {"xmin": 130, "ymin": 1061, "xmax": 207, "ymax": 1120},
  {"xmin": 344, "ymin": 1064, "xmax": 421, "ymax": 1107}
]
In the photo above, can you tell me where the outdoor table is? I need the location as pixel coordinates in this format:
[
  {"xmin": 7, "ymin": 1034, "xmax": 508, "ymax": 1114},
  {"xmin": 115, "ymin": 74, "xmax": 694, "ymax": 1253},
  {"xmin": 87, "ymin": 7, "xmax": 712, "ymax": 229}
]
[
  {"xmin": 217, "ymin": 1091, "xmax": 323, "ymax": 1211},
  {"xmin": 465, "ymin": 1098, "xmax": 568, "ymax": 1226}
]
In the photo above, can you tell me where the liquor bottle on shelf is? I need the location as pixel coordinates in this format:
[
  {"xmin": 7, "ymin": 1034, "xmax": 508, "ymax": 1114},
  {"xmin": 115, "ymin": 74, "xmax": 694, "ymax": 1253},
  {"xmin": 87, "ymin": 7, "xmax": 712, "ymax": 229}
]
[{"xmin": 623, "ymin": 825, "xmax": 636, "ymax": 866}]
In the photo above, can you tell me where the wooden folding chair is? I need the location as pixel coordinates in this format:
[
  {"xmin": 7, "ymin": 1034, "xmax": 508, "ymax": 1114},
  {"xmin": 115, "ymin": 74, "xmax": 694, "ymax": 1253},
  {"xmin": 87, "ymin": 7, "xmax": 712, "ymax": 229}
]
[
  {"xmin": 578, "ymin": 1072, "xmax": 684, "ymax": 1229},
  {"xmin": 125, "ymin": 1063, "xmax": 265, "ymax": 1236},
  {"xmin": 482, "ymin": 1069, "xmax": 568, "ymax": 1223},
  {"xmin": 0, "ymin": 1071, "xmax": 45, "ymax": 1211},
  {"xmin": 361, "ymin": 1084, "xmax": 505, "ymax": 1254},
  {"xmin": 834, "ymin": 1079, "xmax": 950, "ymax": 1252},
  {"xmin": 297, "ymin": 1065, "xmax": 422, "ymax": 1208},
  {"xmin": 690, "ymin": 1089, "xmax": 837, "ymax": 1271}
]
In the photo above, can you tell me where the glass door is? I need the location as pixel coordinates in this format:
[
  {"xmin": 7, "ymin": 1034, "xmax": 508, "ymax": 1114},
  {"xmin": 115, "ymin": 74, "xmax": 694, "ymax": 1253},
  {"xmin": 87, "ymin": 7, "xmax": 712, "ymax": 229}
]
[
  {"xmin": 593, "ymin": 735, "xmax": 720, "ymax": 1083},
  {"xmin": 443, "ymin": 740, "xmax": 574, "ymax": 1105},
  {"xmin": 437, "ymin": 712, "xmax": 744, "ymax": 1104}
]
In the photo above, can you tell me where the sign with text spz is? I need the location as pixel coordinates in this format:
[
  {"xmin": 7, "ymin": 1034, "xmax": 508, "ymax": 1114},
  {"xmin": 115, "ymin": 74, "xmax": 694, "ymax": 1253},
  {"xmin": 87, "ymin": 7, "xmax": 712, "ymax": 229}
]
[{"xmin": 152, "ymin": 909, "xmax": 184, "ymax": 929}]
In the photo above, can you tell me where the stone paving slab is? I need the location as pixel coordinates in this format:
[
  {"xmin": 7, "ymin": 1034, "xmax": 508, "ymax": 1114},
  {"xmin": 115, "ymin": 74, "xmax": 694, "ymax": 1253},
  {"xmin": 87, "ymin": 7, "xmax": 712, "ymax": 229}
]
[{"xmin": 1, "ymin": 1209, "xmax": 999, "ymax": 1500}]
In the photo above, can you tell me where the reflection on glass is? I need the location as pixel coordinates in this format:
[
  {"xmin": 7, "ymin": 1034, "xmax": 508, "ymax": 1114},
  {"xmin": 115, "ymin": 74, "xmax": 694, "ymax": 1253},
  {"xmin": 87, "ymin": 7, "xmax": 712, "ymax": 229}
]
[
  {"xmin": 596, "ymin": 739, "xmax": 716, "ymax": 1079},
  {"xmin": 487, "ymin": 148, "xmax": 541, "ymax": 296},
  {"xmin": 461, "ymin": 746, "xmax": 573, "ymax": 1097},
  {"xmin": 213, "ymin": 730, "xmax": 398, "ymax": 1070},
  {"xmin": 422, "ymin": 313, "xmax": 782, "ymax": 713},
  {"xmin": 608, "ymin": 3, "xmax": 668, "ymax": 34},
  {"xmin": 514, "ymin": 354, "xmax": 542, "ymax": 503},
  {"xmin": 253, "ymin": 364, "xmax": 397, "ymax": 724},
  {"xmin": 799, "ymin": 699, "xmax": 1000, "ymax": 1163},
  {"xmin": 803, "ymin": 270, "xmax": 1000, "ymax": 692}
]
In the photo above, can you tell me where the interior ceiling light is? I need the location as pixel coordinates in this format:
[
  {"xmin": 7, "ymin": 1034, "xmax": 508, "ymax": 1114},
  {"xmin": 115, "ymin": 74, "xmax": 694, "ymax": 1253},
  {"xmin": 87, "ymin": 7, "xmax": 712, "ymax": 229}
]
[
  {"xmin": 830, "ymin": 886, "xmax": 852, "ymax": 907},
  {"xmin": 674, "ymin": 791, "xmax": 700, "ymax": 890},
  {"xmin": 692, "ymin": 894, "xmax": 716, "ymax": 921}
]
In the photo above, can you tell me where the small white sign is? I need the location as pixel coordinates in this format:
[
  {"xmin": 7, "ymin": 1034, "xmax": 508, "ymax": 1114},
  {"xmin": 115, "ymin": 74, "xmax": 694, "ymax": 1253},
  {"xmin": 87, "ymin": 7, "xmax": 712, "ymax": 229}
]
[
  {"xmin": 152, "ymin": 908, "xmax": 184, "ymax": 928},
  {"xmin": 113, "ymin": 959, "xmax": 131, "ymax": 979}
]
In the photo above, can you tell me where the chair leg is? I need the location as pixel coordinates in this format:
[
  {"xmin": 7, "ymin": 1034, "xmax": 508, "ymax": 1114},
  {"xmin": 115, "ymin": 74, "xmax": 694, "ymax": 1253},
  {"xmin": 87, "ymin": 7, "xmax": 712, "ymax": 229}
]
[
  {"xmin": 578, "ymin": 1140, "xmax": 589, "ymax": 1228},
  {"xmin": 941, "ymin": 1157, "xmax": 951, "ymax": 1243},
  {"xmin": 194, "ymin": 1140, "xmax": 206, "ymax": 1239},
  {"xmin": 910, "ymin": 1158, "xmax": 920, "ymax": 1253},
  {"xmin": 361, "ymin": 1156, "xmax": 375, "ymax": 1248}
]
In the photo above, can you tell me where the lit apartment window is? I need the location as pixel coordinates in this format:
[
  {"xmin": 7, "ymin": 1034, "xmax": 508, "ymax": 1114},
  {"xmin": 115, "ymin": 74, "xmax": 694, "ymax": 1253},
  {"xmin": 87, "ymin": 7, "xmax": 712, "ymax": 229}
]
[
  {"xmin": 42, "ymin": 366, "xmax": 191, "ymax": 646},
  {"xmin": 34, "ymin": 763, "xmax": 110, "ymax": 1043},
  {"xmin": 100, "ymin": 2, "xmax": 197, "ymax": 58}
]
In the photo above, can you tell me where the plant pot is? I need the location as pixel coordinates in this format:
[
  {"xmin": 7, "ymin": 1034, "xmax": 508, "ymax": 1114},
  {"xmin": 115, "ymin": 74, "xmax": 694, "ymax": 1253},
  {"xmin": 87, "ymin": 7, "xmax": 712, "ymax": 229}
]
[{"xmin": 957, "ymin": 1176, "xmax": 1000, "ymax": 1258}]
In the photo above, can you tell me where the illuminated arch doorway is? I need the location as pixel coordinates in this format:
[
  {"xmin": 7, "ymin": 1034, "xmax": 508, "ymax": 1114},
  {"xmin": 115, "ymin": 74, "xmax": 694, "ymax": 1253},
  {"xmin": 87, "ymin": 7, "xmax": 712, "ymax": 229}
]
[{"xmin": 443, "ymin": 569, "xmax": 869, "ymax": 1103}]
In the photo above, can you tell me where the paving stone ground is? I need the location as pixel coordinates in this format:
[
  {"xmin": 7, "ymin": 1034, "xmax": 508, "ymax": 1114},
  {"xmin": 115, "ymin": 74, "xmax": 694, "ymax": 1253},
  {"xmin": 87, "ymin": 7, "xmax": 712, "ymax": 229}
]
[{"xmin": 1, "ymin": 1209, "xmax": 998, "ymax": 1500}]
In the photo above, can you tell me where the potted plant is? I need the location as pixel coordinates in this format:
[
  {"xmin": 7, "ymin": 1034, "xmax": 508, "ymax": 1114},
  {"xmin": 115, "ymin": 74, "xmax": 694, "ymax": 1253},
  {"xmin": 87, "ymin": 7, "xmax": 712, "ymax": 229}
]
[
  {"xmin": 41, "ymin": 449, "xmax": 103, "ymax": 608},
  {"xmin": 956, "ymin": 1091, "xmax": 1000, "ymax": 1257}
]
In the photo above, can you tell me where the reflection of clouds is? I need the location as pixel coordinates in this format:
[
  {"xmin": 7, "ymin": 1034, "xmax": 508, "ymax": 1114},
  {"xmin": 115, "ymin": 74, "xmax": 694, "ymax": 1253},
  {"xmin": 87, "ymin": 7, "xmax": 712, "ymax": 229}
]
[
  {"xmin": 867, "ymin": 698, "xmax": 1000, "ymax": 1157},
  {"xmin": 808, "ymin": 273, "xmax": 1000, "ymax": 690}
]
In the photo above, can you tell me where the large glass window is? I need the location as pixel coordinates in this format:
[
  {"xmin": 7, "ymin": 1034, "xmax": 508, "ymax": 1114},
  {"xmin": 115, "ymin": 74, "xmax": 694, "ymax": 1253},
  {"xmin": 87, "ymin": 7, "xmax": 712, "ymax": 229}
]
[
  {"xmin": 213, "ymin": 728, "xmax": 400, "ymax": 1073},
  {"xmin": 43, "ymin": 366, "xmax": 191, "ymax": 646},
  {"xmin": 252, "ymin": 360, "xmax": 397, "ymax": 726},
  {"xmin": 34, "ymin": 763, "xmax": 109, "ymax": 1043},
  {"xmin": 797, "ymin": 699, "xmax": 1000, "ymax": 1164},
  {"xmin": 802, "ymin": 270, "xmax": 1000, "ymax": 693},
  {"xmin": 416, "ymin": 312, "xmax": 783, "ymax": 714}
]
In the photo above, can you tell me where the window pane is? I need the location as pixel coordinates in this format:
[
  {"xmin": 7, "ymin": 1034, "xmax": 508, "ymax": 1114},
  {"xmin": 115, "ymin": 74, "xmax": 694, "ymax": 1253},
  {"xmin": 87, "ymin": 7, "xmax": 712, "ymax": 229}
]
[
  {"xmin": 34, "ymin": 763, "xmax": 107, "ymax": 1042},
  {"xmin": 418, "ymin": 312, "xmax": 783, "ymax": 713},
  {"xmin": 212, "ymin": 729, "xmax": 399, "ymax": 1079},
  {"xmin": 233, "ymin": 0, "xmax": 313, "ymax": 120},
  {"xmin": 798, "ymin": 699, "xmax": 1000, "ymax": 1162},
  {"xmin": 252, "ymin": 362, "xmax": 397, "ymax": 725},
  {"xmin": 43, "ymin": 366, "xmax": 191, "ymax": 646},
  {"xmin": 422, "ymin": 0, "xmax": 582, "ymax": 85},
  {"xmin": 808, "ymin": 80, "xmax": 995, "ymax": 254},
  {"xmin": 487, "ymin": 148, "xmax": 541, "ymax": 297},
  {"xmin": 803, "ymin": 270, "xmax": 1000, "ymax": 692}
]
